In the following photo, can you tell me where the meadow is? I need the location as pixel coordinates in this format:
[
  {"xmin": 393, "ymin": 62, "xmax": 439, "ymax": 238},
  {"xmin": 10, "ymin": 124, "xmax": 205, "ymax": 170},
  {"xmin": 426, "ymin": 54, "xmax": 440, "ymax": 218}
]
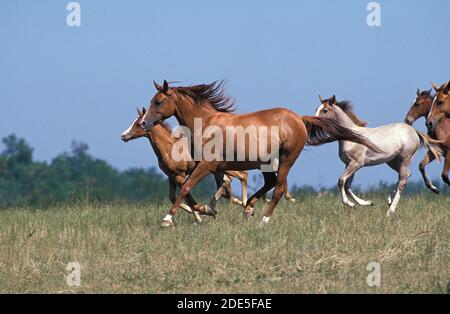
[{"xmin": 0, "ymin": 194, "xmax": 449, "ymax": 293}]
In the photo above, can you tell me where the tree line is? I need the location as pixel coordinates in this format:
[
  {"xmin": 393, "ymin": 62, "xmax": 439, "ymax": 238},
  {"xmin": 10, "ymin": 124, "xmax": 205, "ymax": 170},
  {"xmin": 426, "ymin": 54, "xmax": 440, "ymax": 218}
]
[
  {"xmin": 0, "ymin": 134, "xmax": 215, "ymax": 208},
  {"xmin": 0, "ymin": 134, "xmax": 446, "ymax": 208}
]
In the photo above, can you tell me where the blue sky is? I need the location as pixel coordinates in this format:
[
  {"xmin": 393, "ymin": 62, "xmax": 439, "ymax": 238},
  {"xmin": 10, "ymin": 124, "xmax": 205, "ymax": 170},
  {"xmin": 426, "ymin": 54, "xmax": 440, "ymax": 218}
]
[{"xmin": 1, "ymin": 0, "xmax": 449, "ymax": 189}]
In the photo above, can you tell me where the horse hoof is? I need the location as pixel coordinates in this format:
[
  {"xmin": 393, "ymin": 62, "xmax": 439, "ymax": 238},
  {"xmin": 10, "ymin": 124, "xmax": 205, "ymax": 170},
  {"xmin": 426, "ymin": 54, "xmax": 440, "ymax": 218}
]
[
  {"xmin": 288, "ymin": 198, "xmax": 296, "ymax": 203},
  {"xmin": 344, "ymin": 201, "xmax": 355, "ymax": 208},
  {"xmin": 193, "ymin": 211, "xmax": 203, "ymax": 224},
  {"xmin": 204, "ymin": 205, "xmax": 217, "ymax": 218},
  {"xmin": 368, "ymin": 201, "xmax": 375, "ymax": 206},
  {"xmin": 231, "ymin": 197, "xmax": 243, "ymax": 206},
  {"xmin": 243, "ymin": 208, "xmax": 255, "ymax": 219},
  {"xmin": 265, "ymin": 199, "xmax": 271, "ymax": 203},
  {"xmin": 161, "ymin": 220, "xmax": 174, "ymax": 228},
  {"xmin": 386, "ymin": 209, "xmax": 394, "ymax": 217},
  {"xmin": 431, "ymin": 187, "xmax": 440, "ymax": 195}
]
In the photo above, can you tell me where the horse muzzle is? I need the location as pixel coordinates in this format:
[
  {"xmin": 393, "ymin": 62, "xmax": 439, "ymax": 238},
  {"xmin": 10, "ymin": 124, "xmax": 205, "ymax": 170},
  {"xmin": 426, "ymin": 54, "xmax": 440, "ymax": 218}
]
[{"xmin": 141, "ymin": 114, "xmax": 162, "ymax": 131}]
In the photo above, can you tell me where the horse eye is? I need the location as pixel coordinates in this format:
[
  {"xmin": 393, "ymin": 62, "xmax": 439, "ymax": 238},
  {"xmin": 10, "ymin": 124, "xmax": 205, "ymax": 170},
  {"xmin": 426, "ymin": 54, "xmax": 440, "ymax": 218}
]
[{"xmin": 322, "ymin": 109, "xmax": 328, "ymax": 113}]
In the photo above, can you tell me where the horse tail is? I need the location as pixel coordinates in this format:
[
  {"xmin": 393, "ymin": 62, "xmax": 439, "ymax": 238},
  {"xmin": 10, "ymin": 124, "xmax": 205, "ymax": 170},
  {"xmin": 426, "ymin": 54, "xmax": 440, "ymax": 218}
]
[
  {"xmin": 416, "ymin": 130, "xmax": 444, "ymax": 162},
  {"xmin": 302, "ymin": 116, "xmax": 383, "ymax": 153}
]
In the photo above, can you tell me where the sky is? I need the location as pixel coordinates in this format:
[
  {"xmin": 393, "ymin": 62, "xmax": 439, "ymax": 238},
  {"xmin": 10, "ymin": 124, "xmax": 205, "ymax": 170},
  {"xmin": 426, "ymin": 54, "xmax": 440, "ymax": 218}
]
[{"xmin": 1, "ymin": 0, "xmax": 449, "ymax": 190}]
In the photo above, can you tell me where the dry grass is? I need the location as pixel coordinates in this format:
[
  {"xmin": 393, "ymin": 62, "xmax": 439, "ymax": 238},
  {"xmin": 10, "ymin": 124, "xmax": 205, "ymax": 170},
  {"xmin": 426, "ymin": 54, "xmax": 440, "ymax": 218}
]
[{"xmin": 0, "ymin": 194, "xmax": 449, "ymax": 293}]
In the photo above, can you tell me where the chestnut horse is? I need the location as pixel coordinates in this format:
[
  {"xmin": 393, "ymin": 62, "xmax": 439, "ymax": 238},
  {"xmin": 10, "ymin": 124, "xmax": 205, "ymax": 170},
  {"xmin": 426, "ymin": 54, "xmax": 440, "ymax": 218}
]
[
  {"xmin": 316, "ymin": 95, "xmax": 443, "ymax": 216},
  {"xmin": 405, "ymin": 88, "xmax": 450, "ymax": 189},
  {"xmin": 427, "ymin": 81, "xmax": 450, "ymax": 131},
  {"xmin": 140, "ymin": 80, "xmax": 380, "ymax": 227},
  {"xmin": 121, "ymin": 108, "xmax": 248, "ymax": 223}
]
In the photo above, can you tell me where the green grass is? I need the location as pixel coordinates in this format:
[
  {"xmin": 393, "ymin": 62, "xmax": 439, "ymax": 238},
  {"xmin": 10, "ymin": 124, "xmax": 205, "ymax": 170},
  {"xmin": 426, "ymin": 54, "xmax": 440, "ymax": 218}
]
[{"xmin": 0, "ymin": 194, "xmax": 449, "ymax": 293}]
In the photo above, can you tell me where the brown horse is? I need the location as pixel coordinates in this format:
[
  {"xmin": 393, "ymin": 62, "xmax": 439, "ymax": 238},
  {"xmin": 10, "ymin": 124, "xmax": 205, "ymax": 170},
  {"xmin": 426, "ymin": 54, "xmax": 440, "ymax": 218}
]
[
  {"xmin": 427, "ymin": 81, "xmax": 450, "ymax": 131},
  {"xmin": 121, "ymin": 108, "xmax": 248, "ymax": 222},
  {"xmin": 405, "ymin": 88, "xmax": 450, "ymax": 190},
  {"xmin": 140, "ymin": 80, "xmax": 381, "ymax": 227}
]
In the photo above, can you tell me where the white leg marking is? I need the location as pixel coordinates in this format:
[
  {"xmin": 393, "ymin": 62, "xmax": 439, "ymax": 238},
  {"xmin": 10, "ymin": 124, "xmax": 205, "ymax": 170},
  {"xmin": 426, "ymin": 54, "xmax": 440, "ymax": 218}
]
[{"xmin": 348, "ymin": 189, "xmax": 372, "ymax": 206}]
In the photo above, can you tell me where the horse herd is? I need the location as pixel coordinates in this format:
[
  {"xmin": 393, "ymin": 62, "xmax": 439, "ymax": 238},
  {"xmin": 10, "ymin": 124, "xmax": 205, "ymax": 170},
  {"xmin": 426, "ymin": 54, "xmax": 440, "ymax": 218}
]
[{"xmin": 121, "ymin": 80, "xmax": 450, "ymax": 228}]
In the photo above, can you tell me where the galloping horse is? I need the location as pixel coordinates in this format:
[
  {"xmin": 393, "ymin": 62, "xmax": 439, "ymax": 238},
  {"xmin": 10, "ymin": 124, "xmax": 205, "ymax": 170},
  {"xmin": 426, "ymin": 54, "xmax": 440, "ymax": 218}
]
[
  {"xmin": 427, "ymin": 81, "xmax": 450, "ymax": 131},
  {"xmin": 140, "ymin": 80, "xmax": 380, "ymax": 227},
  {"xmin": 405, "ymin": 88, "xmax": 450, "ymax": 191},
  {"xmin": 121, "ymin": 108, "xmax": 248, "ymax": 223},
  {"xmin": 315, "ymin": 95, "xmax": 443, "ymax": 216}
]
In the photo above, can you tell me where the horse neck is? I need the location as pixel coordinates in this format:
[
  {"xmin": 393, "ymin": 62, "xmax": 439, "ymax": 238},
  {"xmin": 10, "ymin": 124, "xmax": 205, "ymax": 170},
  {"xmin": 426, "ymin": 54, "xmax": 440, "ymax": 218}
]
[
  {"xmin": 174, "ymin": 95, "xmax": 220, "ymax": 131},
  {"xmin": 147, "ymin": 125, "xmax": 174, "ymax": 163},
  {"xmin": 422, "ymin": 98, "xmax": 434, "ymax": 117},
  {"xmin": 333, "ymin": 106, "xmax": 360, "ymax": 130}
]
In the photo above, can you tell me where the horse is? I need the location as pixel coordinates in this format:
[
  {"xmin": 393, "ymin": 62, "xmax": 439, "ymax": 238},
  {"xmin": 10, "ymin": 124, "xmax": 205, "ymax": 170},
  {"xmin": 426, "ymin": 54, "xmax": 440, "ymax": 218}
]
[
  {"xmin": 315, "ymin": 95, "xmax": 443, "ymax": 217},
  {"xmin": 405, "ymin": 88, "xmax": 450, "ymax": 189},
  {"xmin": 140, "ymin": 80, "xmax": 381, "ymax": 227},
  {"xmin": 121, "ymin": 108, "xmax": 249, "ymax": 223},
  {"xmin": 427, "ymin": 81, "xmax": 450, "ymax": 131}
]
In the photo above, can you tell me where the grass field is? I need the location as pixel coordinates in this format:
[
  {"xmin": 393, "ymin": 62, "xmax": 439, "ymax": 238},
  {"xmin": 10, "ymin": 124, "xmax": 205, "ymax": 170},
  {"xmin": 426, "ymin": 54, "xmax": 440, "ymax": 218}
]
[{"xmin": 0, "ymin": 194, "xmax": 449, "ymax": 293}]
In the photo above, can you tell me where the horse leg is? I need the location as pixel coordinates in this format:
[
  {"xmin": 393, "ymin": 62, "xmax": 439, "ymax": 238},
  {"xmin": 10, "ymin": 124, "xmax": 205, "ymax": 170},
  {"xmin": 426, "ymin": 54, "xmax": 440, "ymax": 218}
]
[
  {"xmin": 173, "ymin": 176, "xmax": 202, "ymax": 223},
  {"xmin": 387, "ymin": 160, "xmax": 411, "ymax": 217},
  {"xmin": 209, "ymin": 174, "xmax": 231, "ymax": 211},
  {"xmin": 338, "ymin": 161, "xmax": 361, "ymax": 208},
  {"xmin": 162, "ymin": 163, "xmax": 213, "ymax": 227},
  {"xmin": 243, "ymin": 172, "xmax": 277, "ymax": 218},
  {"xmin": 259, "ymin": 164, "xmax": 291, "ymax": 225},
  {"xmin": 387, "ymin": 184, "xmax": 398, "ymax": 206},
  {"xmin": 442, "ymin": 153, "xmax": 450, "ymax": 186},
  {"xmin": 213, "ymin": 173, "xmax": 230, "ymax": 201},
  {"xmin": 386, "ymin": 159, "xmax": 401, "ymax": 206},
  {"xmin": 240, "ymin": 174, "xmax": 248, "ymax": 207},
  {"xmin": 419, "ymin": 151, "xmax": 439, "ymax": 194},
  {"xmin": 284, "ymin": 180, "xmax": 296, "ymax": 203},
  {"xmin": 345, "ymin": 174, "xmax": 373, "ymax": 206},
  {"xmin": 228, "ymin": 181, "xmax": 244, "ymax": 206}
]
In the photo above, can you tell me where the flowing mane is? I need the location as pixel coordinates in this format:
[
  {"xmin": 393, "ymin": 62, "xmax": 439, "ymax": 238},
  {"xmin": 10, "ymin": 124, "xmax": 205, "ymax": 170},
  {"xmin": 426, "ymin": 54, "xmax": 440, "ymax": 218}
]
[
  {"xmin": 172, "ymin": 80, "xmax": 235, "ymax": 113},
  {"xmin": 334, "ymin": 100, "xmax": 367, "ymax": 127}
]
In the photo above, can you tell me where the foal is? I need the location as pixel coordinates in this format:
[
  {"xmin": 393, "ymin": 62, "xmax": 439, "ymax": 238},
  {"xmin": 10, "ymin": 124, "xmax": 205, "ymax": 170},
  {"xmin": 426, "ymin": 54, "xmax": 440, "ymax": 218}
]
[
  {"xmin": 121, "ymin": 108, "xmax": 248, "ymax": 221},
  {"xmin": 405, "ymin": 88, "xmax": 450, "ymax": 190},
  {"xmin": 316, "ymin": 95, "xmax": 443, "ymax": 216}
]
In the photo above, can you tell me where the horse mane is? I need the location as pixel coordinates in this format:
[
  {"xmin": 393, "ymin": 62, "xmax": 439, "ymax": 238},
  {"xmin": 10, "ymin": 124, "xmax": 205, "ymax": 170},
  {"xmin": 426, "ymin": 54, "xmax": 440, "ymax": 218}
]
[
  {"xmin": 333, "ymin": 100, "xmax": 367, "ymax": 127},
  {"xmin": 172, "ymin": 80, "xmax": 235, "ymax": 113}
]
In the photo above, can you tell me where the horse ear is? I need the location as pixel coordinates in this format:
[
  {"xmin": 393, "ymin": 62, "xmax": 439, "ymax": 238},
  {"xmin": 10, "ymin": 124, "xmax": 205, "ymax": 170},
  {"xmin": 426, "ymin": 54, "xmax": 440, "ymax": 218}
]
[
  {"xmin": 142, "ymin": 107, "xmax": 147, "ymax": 114},
  {"xmin": 162, "ymin": 80, "xmax": 169, "ymax": 94},
  {"xmin": 136, "ymin": 107, "xmax": 142, "ymax": 116},
  {"xmin": 431, "ymin": 82, "xmax": 440, "ymax": 92},
  {"xmin": 416, "ymin": 88, "xmax": 421, "ymax": 96},
  {"xmin": 153, "ymin": 80, "xmax": 162, "ymax": 91},
  {"xmin": 319, "ymin": 95, "xmax": 324, "ymax": 103},
  {"xmin": 444, "ymin": 80, "xmax": 450, "ymax": 94},
  {"xmin": 330, "ymin": 95, "xmax": 336, "ymax": 104},
  {"xmin": 428, "ymin": 89, "xmax": 432, "ymax": 95}
]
